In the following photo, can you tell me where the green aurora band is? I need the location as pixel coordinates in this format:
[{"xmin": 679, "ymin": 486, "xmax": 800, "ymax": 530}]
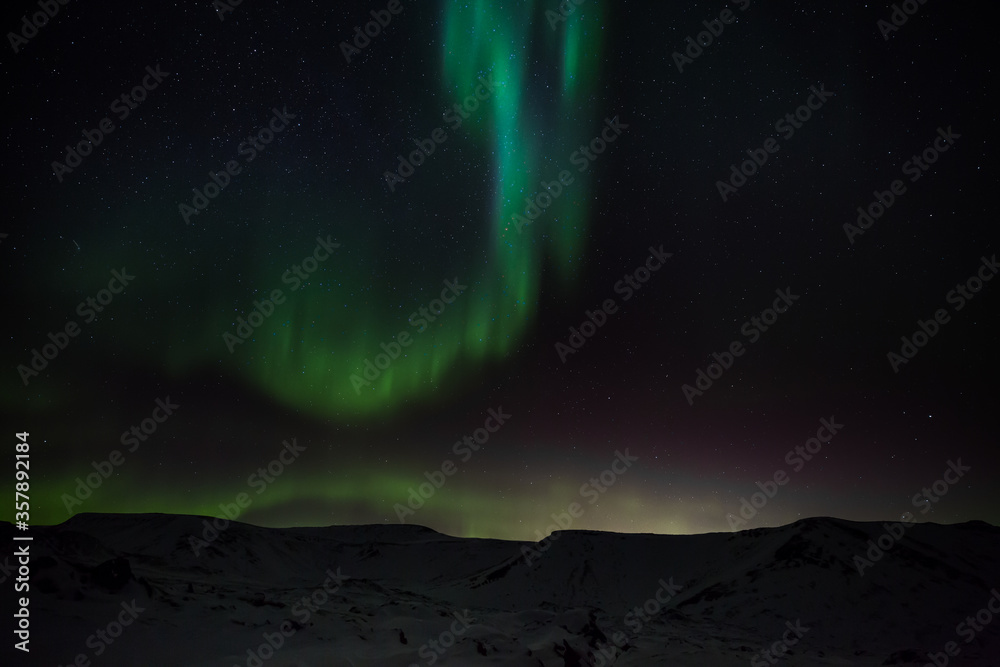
[
  {"xmin": 207, "ymin": 0, "xmax": 608, "ymax": 419},
  {"xmin": 13, "ymin": 1, "xmax": 612, "ymax": 535}
]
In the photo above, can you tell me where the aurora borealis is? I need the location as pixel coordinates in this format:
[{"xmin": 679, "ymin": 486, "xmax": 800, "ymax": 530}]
[{"xmin": 2, "ymin": 0, "xmax": 997, "ymax": 540}]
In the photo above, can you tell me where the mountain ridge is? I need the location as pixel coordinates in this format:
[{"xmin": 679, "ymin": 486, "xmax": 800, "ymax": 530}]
[{"xmin": 5, "ymin": 513, "xmax": 998, "ymax": 665}]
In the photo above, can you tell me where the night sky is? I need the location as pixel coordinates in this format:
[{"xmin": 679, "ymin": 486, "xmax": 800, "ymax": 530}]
[{"xmin": 2, "ymin": 0, "xmax": 997, "ymax": 540}]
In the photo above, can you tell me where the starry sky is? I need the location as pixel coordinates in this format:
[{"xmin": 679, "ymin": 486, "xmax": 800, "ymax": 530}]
[{"xmin": 2, "ymin": 0, "xmax": 997, "ymax": 539}]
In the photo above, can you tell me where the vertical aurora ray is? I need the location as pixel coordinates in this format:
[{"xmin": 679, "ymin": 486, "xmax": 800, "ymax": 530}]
[
  {"xmin": 216, "ymin": 0, "xmax": 608, "ymax": 419},
  {"xmin": 440, "ymin": 0, "xmax": 607, "ymax": 340},
  {"xmin": 11, "ymin": 2, "xmax": 607, "ymax": 423},
  {"xmin": 548, "ymin": 3, "xmax": 606, "ymax": 286}
]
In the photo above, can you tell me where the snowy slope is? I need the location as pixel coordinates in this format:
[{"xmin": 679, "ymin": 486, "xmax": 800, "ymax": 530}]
[{"xmin": 4, "ymin": 514, "xmax": 999, "ymax": 666}]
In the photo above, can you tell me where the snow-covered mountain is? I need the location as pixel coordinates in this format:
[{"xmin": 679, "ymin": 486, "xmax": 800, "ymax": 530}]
[{"xmin": 5, "ymin": 514, "xmax": 999, "ymax": 666}]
